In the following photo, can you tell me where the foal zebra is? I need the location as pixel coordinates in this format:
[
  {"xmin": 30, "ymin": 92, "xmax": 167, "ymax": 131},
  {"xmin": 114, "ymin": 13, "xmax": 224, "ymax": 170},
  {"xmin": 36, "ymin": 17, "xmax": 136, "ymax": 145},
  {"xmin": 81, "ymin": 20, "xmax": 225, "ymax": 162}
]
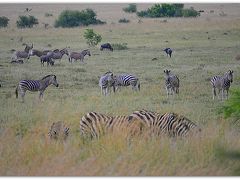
[
  {"xmin": 99, "ymin": 71, "xmax": 115, "ymax": 96},
  {"xmin": 210, "ymin": 70, "xmax": 234, "ymax": 100},
  {"xmin": 15, "ymin": 74, "xmax": 59, "ymax": 102},
  {"xmin": 113, "ymin": 73, "xmax": 140, "ymax": 91},
  {"xmin": 129, "ymin": 109, "xmax": 201, "ymax": 137},
  {"xmin": 164, "ymin": 69, "xmax": 179, "ymax": 97},
  {"xmin": 80, "ymin": 111, "xmax": 141, "ymax": 139}
]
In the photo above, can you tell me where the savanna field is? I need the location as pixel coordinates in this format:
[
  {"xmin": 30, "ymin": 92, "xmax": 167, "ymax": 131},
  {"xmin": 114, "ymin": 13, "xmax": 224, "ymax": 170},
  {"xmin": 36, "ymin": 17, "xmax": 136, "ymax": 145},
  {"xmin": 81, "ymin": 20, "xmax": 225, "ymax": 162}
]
[{"xmin": 0, "ymin": 3, "xmax": 240, "ymax": 176}]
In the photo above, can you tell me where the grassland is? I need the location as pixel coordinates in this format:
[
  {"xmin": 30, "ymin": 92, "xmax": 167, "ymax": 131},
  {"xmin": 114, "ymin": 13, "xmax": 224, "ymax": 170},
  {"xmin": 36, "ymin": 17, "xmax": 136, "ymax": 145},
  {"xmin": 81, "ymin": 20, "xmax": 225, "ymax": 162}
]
[{"xmin": 0, "ymin": 3, "xmax": 240, "ymax": 176}]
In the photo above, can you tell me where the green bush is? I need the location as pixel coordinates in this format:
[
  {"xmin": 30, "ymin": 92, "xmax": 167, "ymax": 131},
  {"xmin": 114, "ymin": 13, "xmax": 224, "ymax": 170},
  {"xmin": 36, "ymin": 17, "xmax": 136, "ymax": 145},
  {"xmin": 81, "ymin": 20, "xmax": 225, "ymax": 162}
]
[
  {"xmin": 0, "ymin": 16, "xmax": 9, "ymax": 28},
  {"xmin": 111, "ymin": 43, "xmax": 128, "ymax": 50},
  {"xmin": 55, "ymin": 9, "xmax": 105, "ymax": 28},
  {"xmin": 137, "ymin": 3, "xmax": 199, "ymax": 18},
  {"xmin": 84, "ymin": 29, "xmax": 102, "ymax": 47},
  {"xmin": 123, "ymin": 4, "xmax": 137, "ymax": 13},
  {"xmin": 118, "ymin": 18, "xmax": 130, "ymax": 23},
  {"xmin": 16, "ymin": 15, "xmax": 38, "ymax": 28}
]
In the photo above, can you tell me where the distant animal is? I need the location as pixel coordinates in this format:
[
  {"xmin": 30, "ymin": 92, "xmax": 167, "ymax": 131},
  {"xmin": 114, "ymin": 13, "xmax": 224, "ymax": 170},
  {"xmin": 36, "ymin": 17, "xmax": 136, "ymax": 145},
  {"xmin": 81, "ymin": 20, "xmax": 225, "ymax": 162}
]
[
  {"xmin": 11, "ymin": 43, "xmax": 33, "ymax": 61},
  {"xmin": 46, "ymin": 48, "xmax": 69, "ymax": 61},
  {"xmin": 15, "ymin": 74, "xmax": 59, "ymax": 102},
  {"xmin": 113, "ymin": 73, "xmax": 140, "ymax": 91},
  {"xmin": 28, "ymin": 49, "xmax": 50, "ymax": 57},
  {"xmin": 40, "ymin": 54, "xmax": 54, "ymax": 66},
  {"xmin": 100, "ymin": 43, "xmax": 113, "ymax": 51},
  {"xmin": 129, "ymin": 109, "xmax": 201, "ymax": 137},
  {"xmin": 48, "ymin": 121, "xmax": 70, "ymax": 140},
  {"xmin": 10, "ymin": 59, "xmax": 24, "ymax": 64},
  {"xmin": 163, "ymin": 48, "xmax": 173, "ymax": 58},
  {"xmin": 210, "ymin": 70, "xmax": 233, "ymax": 100},
  {"xmin": 99, "ymin": 71, "xmax": 115, "ymax": 96},
  {"xmin": 163, "ymin": 69, "xmax": 179, "ymax": 97},
  {"xmin": 24, "ymin": 8, "xmax": 32, "ymax": 12},
  {"xmin": 80, "ymin": 111, "xmax": 141, "ymax": 139},
  {"xmin": 68, "ymin": 49, "xmax": 91, "ymax": 63}
]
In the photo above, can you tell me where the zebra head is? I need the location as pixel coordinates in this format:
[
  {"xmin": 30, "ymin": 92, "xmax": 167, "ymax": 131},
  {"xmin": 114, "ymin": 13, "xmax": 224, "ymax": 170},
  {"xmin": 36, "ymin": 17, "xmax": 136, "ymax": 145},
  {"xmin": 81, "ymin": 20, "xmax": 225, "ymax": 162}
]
[
  {"xmin": 226, "ymin": 70, "xmax": 233, "ymax": 83},
  {"xmin": 164, "ymin": 69, "xmax": 171, "ymax": 76},
  {"xmin": 60, "ymin": 48, "xmax": 69, "ymax": 56},
  {"xmin": 43, "ymin": 75, "xmax": 59, "ymax": 87}
]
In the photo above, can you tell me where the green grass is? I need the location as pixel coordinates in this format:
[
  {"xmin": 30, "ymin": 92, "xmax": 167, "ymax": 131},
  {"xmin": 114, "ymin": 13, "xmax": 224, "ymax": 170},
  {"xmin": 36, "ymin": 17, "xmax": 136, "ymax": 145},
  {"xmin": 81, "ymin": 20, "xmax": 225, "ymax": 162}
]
[{"xmin": 0, "ymin": 3, "xmax": 240, "ymax": 176}]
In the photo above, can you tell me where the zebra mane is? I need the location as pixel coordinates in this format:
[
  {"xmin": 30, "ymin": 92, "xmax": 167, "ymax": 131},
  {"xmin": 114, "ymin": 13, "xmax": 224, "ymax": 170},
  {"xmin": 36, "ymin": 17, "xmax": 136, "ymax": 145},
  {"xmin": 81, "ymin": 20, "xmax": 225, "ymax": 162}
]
[{"xmin": 41, "ymin": 74, "xmax": 56, "ymax": 80}]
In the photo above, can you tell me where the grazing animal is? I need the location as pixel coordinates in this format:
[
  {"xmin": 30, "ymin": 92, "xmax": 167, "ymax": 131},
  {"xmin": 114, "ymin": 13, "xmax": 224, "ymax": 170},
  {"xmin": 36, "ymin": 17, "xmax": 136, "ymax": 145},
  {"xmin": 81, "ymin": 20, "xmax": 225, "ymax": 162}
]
[
  {"xmin": 15, "ymin": 74, "xmax": 59, "ymax": 102},
  {"xmin": 80, "ymin": 112, "xmax": 141, "ymax": 139},
  {"xmin": 28, "ymin": 49, "xmax": 50, "ymax": 57},
  {"xmin": 100, "ymin": 43, "xmax": 113, "ymax": 51},
  {"xmin": 11, "ymin": 43, "xmax": 33, "ymax": 61},
  {"xmin": 210, "ymin": 70, "xmax": 234, "ymax": 100},
  {"xmin": 68, "ymin": 49, "xmax": 91, "ymax": 63},
  {"xmin": 99, "ymin": 71, "xmax": 115, "ymax": 96},
  {"xmin": 164, "ymin": 69, "xmax": 179, "ymax": 97},
  {"xmin": 10, "ymin": 59, "xmax": 24, "ymax": 64},
  {"xmin": 113, "ymin": 73, "xmax": 140, "ymax": 91},
  {"xmin": 129, "ymin": 109, "xmax": 201, "ymax": 137},
  {"xmin": 48, "ymin": 121, "xmax": 70, "ymax": 140},
  {"xmin": 163, "ymin": 48, "xmax": 173, "ymax": 58},
  {"xmin": 47, "ymin": 48, "xmax": 69, "ymax": 61},
  {"xmin": 40, "ymin": 54, "xmax": 54, "ymax": 66}
]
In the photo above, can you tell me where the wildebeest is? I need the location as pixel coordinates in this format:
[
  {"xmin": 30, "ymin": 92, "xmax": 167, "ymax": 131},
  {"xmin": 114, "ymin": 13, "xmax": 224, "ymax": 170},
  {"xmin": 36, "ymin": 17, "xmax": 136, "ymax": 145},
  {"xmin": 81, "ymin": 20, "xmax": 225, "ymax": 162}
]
[
  {"xmin": 10, "ymin": 59, "xmax": 24, "ymax": 64},
  {"xmin": 68, "ymin": 49, "xmax": 91, "ymax": 63},
  {"xmin": 100, "ymin": 43, "xmax": 113, "ymax": 51},
  {"xmin": 163, "ymin": 48, "xmax": 173, "ymax": 58},
  {"xmin": 28, "ymin": 49, "xmax": 51, "ymax": 57},
  {"xmin": 11, "ymin": 43, "xmax": 33, "ymax": 61},
  {"xmin": 46, "ymin": 48, "xmax": 69, "ymax": 61},
  {"xmin": 40, "ymin": 54, "xmax": 54, "ymax": 66}
]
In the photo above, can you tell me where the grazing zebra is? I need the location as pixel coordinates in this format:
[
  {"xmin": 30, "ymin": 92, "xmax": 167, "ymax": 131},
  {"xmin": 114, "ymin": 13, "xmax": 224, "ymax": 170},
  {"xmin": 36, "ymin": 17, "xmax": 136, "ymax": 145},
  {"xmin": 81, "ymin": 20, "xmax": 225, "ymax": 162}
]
[
  {"xmin": 40, "ymin": 54, "xmax": 54, "ymax": 66},
  {"xmin": 100, "ymin": 43, "xmax": 113, "ymax": 51},
  {"xmin": 210, "ymin": 70, "xmax": 234, "ymax": 100},
  {"xmin": 48, "ymin": 121, "xmax": 70, "ymax": 140},
  {"xmin": 28, "ymin": 49, "xmax": 50, "ymax": 57},
  {"xmin": 68, "ymin": 49, "xmax": 91, "ymax": 63},
  {"xmin": 113, "ymin": 73, "xmax": 140, "ymax": 91},
  {"xmin": 80, "ymin": 111, "xmax": 141, "ymax": 139},
  {"xmin": 99, "ymin": 71, "xmax": 115, "ymax": 96},
  {"xmin": 164, "ymin": 69, "xmax": 179, "ymax": 97},
  {"xmin": 15, "ymin": 74, "xmax": 59, "ymax": 102},
  {"xmin": 11, "ymin": 43, "xmax": 33, "ymax": 61},
  {"xmin": 46, "ymin": 48, "xmax": 69, "ymax": 61},
  {"xmin": 129, "ymin": 109, "xmax": 201, "ymax": 137},
  {"xmin": 163, "ymin": 48, "xmax": 173, "ymax": 58}
]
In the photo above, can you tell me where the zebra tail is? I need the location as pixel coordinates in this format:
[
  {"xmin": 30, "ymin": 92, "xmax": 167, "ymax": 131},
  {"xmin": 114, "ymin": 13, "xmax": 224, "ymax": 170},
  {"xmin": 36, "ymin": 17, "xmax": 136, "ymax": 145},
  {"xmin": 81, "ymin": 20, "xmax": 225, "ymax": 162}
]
[
  {"xmin": 15, "ymin": 86, "xmax": 18, "ymax": 98},
  {"xmin": 138, "ymin": 82, "xmax": 140, "ymax": 91}
]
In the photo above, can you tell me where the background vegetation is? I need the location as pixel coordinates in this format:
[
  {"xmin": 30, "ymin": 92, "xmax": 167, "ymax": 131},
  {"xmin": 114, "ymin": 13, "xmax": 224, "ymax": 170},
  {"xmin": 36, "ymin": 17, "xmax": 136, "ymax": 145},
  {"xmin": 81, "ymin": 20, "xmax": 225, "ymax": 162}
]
[
  {"xmin": 123, "ymin": 3, "xmax": 137, "ymax": 13},
  {"xmin": 0, "ymin": 3, "xmax": 240, "ymax": 176},
  {"xmin": 0, "ymin": 16, "xmax": 9, "ymax": 28},
  {"xmin": 16, "ymin": 15, "xmax": 38, "ymax": 28}
]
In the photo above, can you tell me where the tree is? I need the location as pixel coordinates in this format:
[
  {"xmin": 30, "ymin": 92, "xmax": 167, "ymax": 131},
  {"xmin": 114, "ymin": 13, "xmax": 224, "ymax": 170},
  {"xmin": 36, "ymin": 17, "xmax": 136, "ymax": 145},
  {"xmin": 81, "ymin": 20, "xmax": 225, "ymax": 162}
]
[
  {"xmin": 0, "ymin": 16, "xmax": 9, "ymax": 28},
  {"xmin": 84, "ymin": 29, "xmax": 102, "ymax": 47},
  {"xmin": 16, "ymin": 15, "xmax": 38, "ymax": 28}
]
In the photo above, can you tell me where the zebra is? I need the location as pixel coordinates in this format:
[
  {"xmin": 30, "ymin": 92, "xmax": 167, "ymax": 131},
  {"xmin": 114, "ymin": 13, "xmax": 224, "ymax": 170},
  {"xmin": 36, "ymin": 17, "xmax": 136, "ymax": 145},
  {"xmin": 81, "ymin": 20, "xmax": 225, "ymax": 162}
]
[
  {"xmin": 48, "ymin": 121, "xmax": 70, "ymax": 140},
  {"xmin": 68, "ymin": 49, "xmax": 91, "ymax": 63},
  {"xmin": 11, "ymin": 43, "xmax": 33, "ymax": 61},
  {"xmin": 163, "ymin": 48, "xmax": 173, "ymax": 58},
  {"xmin": 129, "ymin": 109, "xmax": 201, "ymax": 137},
  {"xmin": 40, "ymin": 54, "xmax": 54, "ymax": 66},
  {"xmin": 15, "ymin": 74, "xmax": 59, "ymax": 102},
  {"xmin": 210, "ymin": 70, "xmax": 233, "ymax": 100},
  {"xmin": 80, "ymin": 111, "xmax": 141, "ymax": 139},
  {"xmin": 99, "ymin": 71, "xmax": 115, "ymax": 96},
  {"xmin": 113, "ymin": 73, "xmax": 140, "ymax": 91},
  {"xmin": 163, "ymin": 69, "xmax": 179, "ymax": 97},
  {"xmin": 28, "ymin": 49, "xmax": 50, "ymax": 57},
  {"xmin": 100, "ymin": 43, "xmax": 113, "ymax": 51},
  {"xmin": 46, "ymin": 48, "xmax": 69, "ymax": 61}
]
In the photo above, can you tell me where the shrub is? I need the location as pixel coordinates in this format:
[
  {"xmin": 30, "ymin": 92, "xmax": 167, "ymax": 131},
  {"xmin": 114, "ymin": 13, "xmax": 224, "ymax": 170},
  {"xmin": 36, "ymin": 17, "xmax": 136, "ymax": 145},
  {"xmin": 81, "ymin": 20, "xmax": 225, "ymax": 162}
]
[
  {"xmin": 137, "ymin": 3, "xmax": 199, "ymax": 18},
  {"xmin": 118, "ymin": 18, "xmax": 130, "ymax": 23},
  {"xmin": 111, "ymin": 43, "xmax": 128, "ymax": 50},
  {"xmin": 84, "ymin": 29, "xmax": 102, "ymax": 47},
  {"xmin": 0, "ymin": 16, "xmax": 9, "ymax": 28},
  {"xmin": 54, "ymin": 9, "xmax": 105, "ymax": 28},
  {"xmin": 45, "ymin": 13, "xmax": 53, "ymax": 17},
  {"xmin": 16, "ymin": 15, "xmax": 38, "ymax": 28},
  {"xmin": 123, "ymin": 4, "xmax": 137, "ymax": 13}
]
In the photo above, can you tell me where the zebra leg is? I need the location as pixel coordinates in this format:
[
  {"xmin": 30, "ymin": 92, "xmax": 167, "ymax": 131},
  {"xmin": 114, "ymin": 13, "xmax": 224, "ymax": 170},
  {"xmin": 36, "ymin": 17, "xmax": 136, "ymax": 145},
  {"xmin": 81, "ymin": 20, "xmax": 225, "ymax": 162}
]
[
  {"xmin": 226, "ymin": 89, "xmax": 229, "ymax": 100},
  {"xmin": 212, "ymin": 88, "xmax": 216, "ymax": 100},
  {"xmin": 221, "ymin": 89, "xmax": 224, "ymax": 101},
  {"xmin": 39, "ymin": 91, "xmax": 44, "ymax": 100},
  {"xmin": 20, "ymin": 90, "xmax": 26, "ymax": 103}
]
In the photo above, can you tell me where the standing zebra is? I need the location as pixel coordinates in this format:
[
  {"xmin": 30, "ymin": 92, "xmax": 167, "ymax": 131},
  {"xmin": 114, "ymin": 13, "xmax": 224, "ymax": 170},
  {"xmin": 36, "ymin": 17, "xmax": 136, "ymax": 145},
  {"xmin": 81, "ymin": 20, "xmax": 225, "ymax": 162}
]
[
  {"xmin": 15, "ymin": 74, "xmax": 59, "ymax": 102},
  {"xmin": 210, "ymin": 70, "xmax": 233, "ymax": 100},
  {"xmin": 68, "ymin": 49, "xmax": 91, "ymax": 63},
  {"xmin": 99, "ymin": 71, "xmax": 115, "ymax": 96},
  {"xmin": 163, "ymin": 48, "xmax": 173, "ymax": 58},
  {"xmin": 80, "ymin": 111, "xmax": 141, "ymax": 139},
  {"xmin": 129, "ymin": 109, "xmax": 201, "ymax": 137},
  {"xmin": 113, "ymin": 73, "xmax": 140, "ymax": 91},
  {"xmin": 164, "ymin": 69, "xmax": 179, "ymax": 97}
]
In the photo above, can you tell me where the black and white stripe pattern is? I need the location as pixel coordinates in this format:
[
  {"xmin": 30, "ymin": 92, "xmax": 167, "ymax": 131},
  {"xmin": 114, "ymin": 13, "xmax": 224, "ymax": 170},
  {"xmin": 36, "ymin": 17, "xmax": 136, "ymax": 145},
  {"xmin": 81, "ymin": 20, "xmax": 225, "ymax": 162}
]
[
  {"xmin": 99, "ymin": 72, "xmax": 115, "ymax": 96},
  {"xmin": 15, "ymin": 74, "xmax": 59, "ymax": 102},
  {"xmin": 210, "ymin": 70, "xmax": 233, "ymax": 100},
  {"xmin": 164, "ymin": 69, "xmax": 179, "ymax": 97},
  {"xmin": 129, "ymin": 109, "xmax": 201, "ymax": 137},
  {"xmin": 113, "ymin": 73, "xmax": 140, "ymax": 91}
]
